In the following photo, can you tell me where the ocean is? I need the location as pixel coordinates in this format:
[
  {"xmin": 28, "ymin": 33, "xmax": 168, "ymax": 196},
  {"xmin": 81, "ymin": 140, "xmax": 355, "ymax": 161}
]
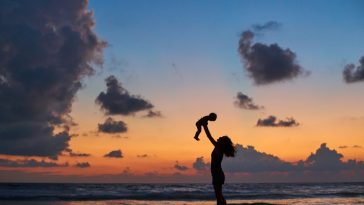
[{"xmin": 0, "ymin": 183, "xmax": 363, "ymax": 205}]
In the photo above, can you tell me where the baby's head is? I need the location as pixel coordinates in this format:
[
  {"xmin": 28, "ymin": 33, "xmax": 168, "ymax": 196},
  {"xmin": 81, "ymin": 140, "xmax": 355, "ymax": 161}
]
[{"xmin": 208, "ymin": 112, "xmax": 217, "ymax": 121}]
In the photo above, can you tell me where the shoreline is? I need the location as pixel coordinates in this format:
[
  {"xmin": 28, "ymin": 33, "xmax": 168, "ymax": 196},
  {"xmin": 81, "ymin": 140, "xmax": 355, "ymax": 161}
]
[{"xmin": 0, "ymin": 197, "xmax": 363, "ymax": 205}]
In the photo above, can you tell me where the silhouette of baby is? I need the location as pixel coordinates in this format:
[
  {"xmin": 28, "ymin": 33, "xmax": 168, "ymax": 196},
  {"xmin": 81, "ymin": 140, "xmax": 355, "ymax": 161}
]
[{"xmin": 194, "ymin": 112, "xmax": 217, "ymax": 141}]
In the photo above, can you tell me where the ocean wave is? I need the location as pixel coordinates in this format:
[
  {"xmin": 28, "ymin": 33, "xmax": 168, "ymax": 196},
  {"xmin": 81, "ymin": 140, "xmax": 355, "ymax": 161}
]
[{"xmin": 0, "ymin": 183, "xmax": 363, "ymax": 201}]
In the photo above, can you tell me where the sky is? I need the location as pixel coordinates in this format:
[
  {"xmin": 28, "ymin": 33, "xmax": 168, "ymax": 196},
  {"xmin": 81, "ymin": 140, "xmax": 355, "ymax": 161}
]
[{"xmin": 0, "ymin": 0, "xmax": 363, "ymax": 183}]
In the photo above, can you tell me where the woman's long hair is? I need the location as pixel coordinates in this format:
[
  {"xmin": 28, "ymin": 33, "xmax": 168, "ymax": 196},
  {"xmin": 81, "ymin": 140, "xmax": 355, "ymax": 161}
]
[{"xmin": 217, "ymin": 136, "xmax": 236, "ymax": 157}]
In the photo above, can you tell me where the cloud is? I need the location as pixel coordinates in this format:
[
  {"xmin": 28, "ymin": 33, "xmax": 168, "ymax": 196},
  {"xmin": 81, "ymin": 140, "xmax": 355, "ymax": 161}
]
[
  {"xmin": 343, "ymin": 56, "xmax": 364, "ymax": 83},
  {"xmin": 64, "ymin": 148, "xmax": 90, "ymax": 157},
  {"xmin": 252, "ymin": 21, "xmax": 282, "ymax": 32},
  {"xmin": 68, "ymin": 152, "xmax": 91, "ymax": 157},
  {"xmin": 0, "ymin": 144, "xmax": 363, "ymax": 183},
  {"xmin": 223, "ymin": 144, "xmax": 294, "ymax": 172},
  {"xmin": 338, "ymin": 145, "xmax": 362, "ymax": 149},
  {"xmin": 192, "ymin": 157, "xmax": 210, "ymax": 171},
  {"xmin": 238, "ymin": 26, "xmax": 306, "ymax": 85},
  {"xmin": 143, "ymin": 110, "xmax": 163, "ymax": 118},
  {"xmin": 0, "ymin": 158, "xmax": 68, "ymax": 168},
  {"xmin": 96, "ymin": 75, "xmax": 153, "ymax": 115},
  {"xmin": 301, "ymin": 143, "xmax": 364, "ymax": 171},
  {"xmin": 303, "ymin": 143, "xmax": 344, "ymax": 171},
  {"xmin": 137, "ymin": 154, "xmax": 149, "ymax": 158},
  {"xmin": 234, "ymin": 92, "xmax": 263, "ymax": 110},
  {"xmin": 256, "ymin": 115, "xmax": 299, "ymax": 127},
  {"xmin": 0, "ymin": 168, "xmax": 212, "ymax": 183},
  {"xmin": 171, "ymin": 63, "xmax": 183, "ymax": 79},
  {"xmin": 74, "ymin": 162, "xmax": 90, "ymax": 168},
  {"xmin": 98, "ymin": 117, "xmax": 127, "ymax": 133},
  {"xmin": 104, "ymin": 149, "xmax": 123, "ymax": 158},
  {"xmin": 222, "ymin": 143, "xmax": 364, "ymax": 174},
  {"xmin": 174, "ymin": 161, "xmax": 188, "ymax": 171},
  {"xmin": 0, "ymin": 0, "xmax": 105, "ymax": 158}
]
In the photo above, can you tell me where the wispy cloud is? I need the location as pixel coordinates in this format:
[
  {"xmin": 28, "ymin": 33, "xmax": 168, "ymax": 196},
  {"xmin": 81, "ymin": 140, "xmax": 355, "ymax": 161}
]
[
  {"xmin": 65, "ymin": 149, "xmax": 91, "ymax": 157},
  {"xmin": 143, "ymin": 110, "xmax": 163, "ymax": 118},
  {"xmin": 137, "ymin": 154, "xmax": 149, "ymax": 158},
  {"xmin": 234, "ymin": 92, "xmax": 263, "ymax": 110},
  {"xmin": 0, "ymin": 158, "xmax": 68, "ymax": 168},
  {"xmin": 174, "ymin": 161, "xmax": 188, "ymax": 171},
  {"xmin": 252, "ymin": 21, "xmax": 282, "ymax": 32}
]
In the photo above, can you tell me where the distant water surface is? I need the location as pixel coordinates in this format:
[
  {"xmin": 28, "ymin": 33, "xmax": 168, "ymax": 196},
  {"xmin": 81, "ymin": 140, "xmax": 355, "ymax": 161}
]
[{"xmin": 0, "ymin": 183, "xmax": 363, "ymax": 205}]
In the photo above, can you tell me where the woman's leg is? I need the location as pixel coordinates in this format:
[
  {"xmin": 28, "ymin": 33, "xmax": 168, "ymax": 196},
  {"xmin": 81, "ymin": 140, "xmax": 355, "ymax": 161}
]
[{"xmin": 213, "ymin": 184, "xmax": 226, "ymax": 205}]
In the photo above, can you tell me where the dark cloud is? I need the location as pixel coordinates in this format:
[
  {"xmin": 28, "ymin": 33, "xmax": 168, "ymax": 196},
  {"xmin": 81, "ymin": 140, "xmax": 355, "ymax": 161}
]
[
  {"xmin": 238, "ymin": 28, "xmax": 306, "ymax": 85},
  {"xmin": 74, "ymin": 162, "xmax": 90, "ymax": 168},
  {"xmin": 192, "ymin": 157, "xmax": 210, "ymax": 171},
  {"xmin": 0, "ymin": 158, "xmax": 68, "ymax": 168},
  {"xmin": 64, "ymin": 148, "xmax": 90, "ymax": 157},
  {"xmin": 68, "ymin": 152, "xmax": 91, "ymax": 157},
  {"xmin": 104, "ymin": 149, "xmax": 123, "ymax": 158},
  {"xmin": 222, "ymin": 143, "xmax": 364, "ymax": 173},
  {"xmin": 143, "ymin": 110, "xmax": 163, "ymax": 118},
  {"xmin": 302, "ymin": 143, "xmax": 364, "ymax": 171},
  {"xmin": 96, "ymin": 75, "xmax": 153, "ymax": 115},
  {"xmin": 256, "ymin": 115, "xmax": 299, "ymax": 127},
  {"xmin": 338, "ymin": 146, "xmax": 348, "ymax": 149},
  {"xmin": 303, "ymin": 143, "xmax": 344, "ymax": 171},
  {"xmin": 98, "ymin": 117, "xmax": 127, "ymax": 133},
  {"xmin": 234, "ymin": 92, "xmax": 263, "ymax": 110},
  {"xmin": 252, "ymin": 21, "xmax": 282, "ymax": 32},
  {"xmin": 223, "ymin": 144, "xmax": 294, "ymax": 172},
  {"xmin": 0, "ymin": 0, "xmax": 105, "ymax": 158},
  {"xmin": 174, "ymin": 161, "xmax": 188, "ymax": 171},
  {"xmin": 353, "ymin": 145, "xmax": 362, "ymax": 149},
  {"xmin": 343, "ymin": 56, "xmax": 364, "ymax": 83}
]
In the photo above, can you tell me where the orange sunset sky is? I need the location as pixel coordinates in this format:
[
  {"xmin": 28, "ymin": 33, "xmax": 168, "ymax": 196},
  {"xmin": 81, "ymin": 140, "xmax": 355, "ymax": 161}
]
[{"xmin": 0, "ymin": 0, "xmax": 363, "ymax": 183}]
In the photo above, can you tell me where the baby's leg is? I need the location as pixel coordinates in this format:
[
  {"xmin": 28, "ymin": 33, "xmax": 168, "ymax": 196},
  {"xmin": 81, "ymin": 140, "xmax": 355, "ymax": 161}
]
[{"xmin": 194, "ymin": 125, "xmax": 201, "ymax": 140}]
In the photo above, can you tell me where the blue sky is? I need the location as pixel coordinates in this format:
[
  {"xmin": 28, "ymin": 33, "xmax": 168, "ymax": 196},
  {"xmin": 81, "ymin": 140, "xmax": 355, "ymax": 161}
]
[{"xmin": 88, "ymin": 0, "xmax": 364, "ymax": 95}]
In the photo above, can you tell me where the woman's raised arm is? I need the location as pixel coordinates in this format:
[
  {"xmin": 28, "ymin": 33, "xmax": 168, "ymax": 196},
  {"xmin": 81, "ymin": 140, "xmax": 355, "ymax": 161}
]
[{"xmin": 203, "ymin": 124, "xmax": 217, "ymax": 146}]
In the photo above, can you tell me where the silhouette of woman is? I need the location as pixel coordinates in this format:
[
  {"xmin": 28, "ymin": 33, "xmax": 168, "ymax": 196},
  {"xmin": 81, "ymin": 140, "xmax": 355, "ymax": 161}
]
[{"xmin": 202, "ymin": 123, "xmax": 235, "ymax": 205}]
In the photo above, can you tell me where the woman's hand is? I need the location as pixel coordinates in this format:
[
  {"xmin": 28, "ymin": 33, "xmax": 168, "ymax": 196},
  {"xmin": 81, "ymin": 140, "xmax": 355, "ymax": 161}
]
[{"xmin": 203, "ymin": 123, "xmax": 217, "ymax": 146}]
